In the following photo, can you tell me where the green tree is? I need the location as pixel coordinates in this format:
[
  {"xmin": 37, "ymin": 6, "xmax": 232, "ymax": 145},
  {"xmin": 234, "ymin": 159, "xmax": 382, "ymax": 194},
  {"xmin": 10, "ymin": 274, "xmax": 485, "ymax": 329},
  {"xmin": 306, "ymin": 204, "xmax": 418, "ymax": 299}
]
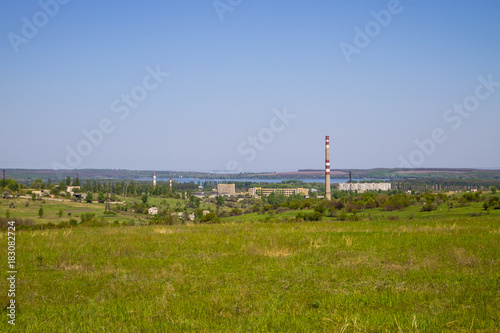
[
  {"xmin": 267, "ymin": 192, "xmax": 286, "ymax": 206},
  {"xmin": 58, "ymin": 209, "xmax": 63, "ymax": 218},
  {"xmin": 32, "ymin": 178, "xmax": 43, "ymax": 189},
  {"xmin": 492, "ymin": 186, "xmax": 497, "ymax": 194},
  {"xmin": 98, "ymin": 192, "xmax": 105, "ymax": 203},
  {"xmin": 66, "ymin": 176, "xmax": 71, "ymax": 186},
  {"xmin": 38, "ymin": 207, "xmax": 44, "ymax": 218},
  {"xmin": 7, "ymin": 180, "xmax": 20, "ymax": 192},
  {"xmin": 74, "ymin": 176, "xmax": 80, "ymax": 186},
  {"xmin": 86, "ymin": 192, "xmax": 93, "ymax": 203},
  {"xmin": 141, "ymin": 193, "xmax": 148, "ymax": 205}
]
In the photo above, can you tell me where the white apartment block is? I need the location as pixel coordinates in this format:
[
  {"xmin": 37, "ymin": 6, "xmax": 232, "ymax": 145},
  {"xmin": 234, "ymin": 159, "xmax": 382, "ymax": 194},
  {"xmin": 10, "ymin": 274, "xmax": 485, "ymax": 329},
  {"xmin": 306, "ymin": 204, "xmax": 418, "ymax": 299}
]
[
  {"xmin": 248, "ymin": 187, "xmax": 309, "ymax": 197},
  {"xmin": 338, "ymin": 182, "xmax": 391, "ymax": 193}
]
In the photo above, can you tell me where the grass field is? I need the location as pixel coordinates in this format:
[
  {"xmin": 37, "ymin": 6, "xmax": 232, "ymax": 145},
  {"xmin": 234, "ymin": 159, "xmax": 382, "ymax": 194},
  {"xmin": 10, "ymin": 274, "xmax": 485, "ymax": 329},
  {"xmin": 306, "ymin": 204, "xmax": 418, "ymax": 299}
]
[{"xmin": 1, "ymin": 213, "xmax": 499, "ymax": 332}]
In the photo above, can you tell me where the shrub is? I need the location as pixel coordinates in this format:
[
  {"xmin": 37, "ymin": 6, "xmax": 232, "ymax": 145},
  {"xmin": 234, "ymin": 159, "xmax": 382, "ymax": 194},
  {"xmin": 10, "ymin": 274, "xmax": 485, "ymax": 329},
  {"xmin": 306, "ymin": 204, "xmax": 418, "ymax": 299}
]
[
  {"xmin": 80, "ymin": 213, "xmax": 107, "ymax": 227},
  {"xmin": 420, "ymin": 203, "xmax": 437, "ymax": 212},
  {"xmin": 150, "ymin": 214, "xmax": 175, "ymax": 225},
  {"xmin": 383, "ymin": 194, "xmax": 410, "ymax": 211},
  {"xmin": 80, "ymin": 213, "xmax": 96, "ymax": 224},
  {"xmin": 200, "ymin": 213, "xmax": 221, "ymax": 224},
  {"xmin": 58, "ymin": 221, "xmax": 70, "ymax": 228},
  {"xmin": 295, "ymin": 211, "xmax": 322, "ymax": 221},
  {"xmin": 0, "ymin": 217, "xmax": 35, "ymax": 229}
]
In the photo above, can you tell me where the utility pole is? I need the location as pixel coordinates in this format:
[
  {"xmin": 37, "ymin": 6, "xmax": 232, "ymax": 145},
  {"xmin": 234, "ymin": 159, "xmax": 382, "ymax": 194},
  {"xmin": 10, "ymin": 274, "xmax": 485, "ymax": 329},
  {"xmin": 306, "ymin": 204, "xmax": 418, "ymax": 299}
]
[
  {"xmin": 216, "ymin": 181, "xmax": 220, "ymax": 215},
  {"xmin": 349, "ymin": 170, "xmax": 352, "ymax": 202},
  {"xmin": 105, "ymin": 182, "xmax": 111, "ymax": 212}
]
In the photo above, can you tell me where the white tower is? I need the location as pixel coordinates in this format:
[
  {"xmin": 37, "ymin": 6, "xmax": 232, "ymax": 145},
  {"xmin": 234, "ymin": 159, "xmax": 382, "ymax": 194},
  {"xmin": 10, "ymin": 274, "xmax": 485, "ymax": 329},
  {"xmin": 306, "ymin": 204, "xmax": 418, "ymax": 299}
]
[{"xmin": 153, "ymin": 172, "xmax": 157, "ymax": 188}]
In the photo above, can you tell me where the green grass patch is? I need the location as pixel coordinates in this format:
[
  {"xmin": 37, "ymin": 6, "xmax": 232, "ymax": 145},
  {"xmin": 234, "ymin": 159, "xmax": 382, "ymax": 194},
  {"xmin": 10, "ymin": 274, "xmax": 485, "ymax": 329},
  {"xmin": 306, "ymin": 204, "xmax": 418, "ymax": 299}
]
[{"xmin": 1, "ymin": 215, "xmax": 499, "ymax": 331}]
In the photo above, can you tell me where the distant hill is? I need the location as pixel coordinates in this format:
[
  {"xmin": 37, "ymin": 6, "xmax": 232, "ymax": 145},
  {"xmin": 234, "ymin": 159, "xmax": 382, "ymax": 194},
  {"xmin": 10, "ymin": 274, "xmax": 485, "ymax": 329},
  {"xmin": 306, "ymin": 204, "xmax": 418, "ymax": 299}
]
[{"xmin": 2, "ymin": 168, "xmax": 499, "ymax": 182}]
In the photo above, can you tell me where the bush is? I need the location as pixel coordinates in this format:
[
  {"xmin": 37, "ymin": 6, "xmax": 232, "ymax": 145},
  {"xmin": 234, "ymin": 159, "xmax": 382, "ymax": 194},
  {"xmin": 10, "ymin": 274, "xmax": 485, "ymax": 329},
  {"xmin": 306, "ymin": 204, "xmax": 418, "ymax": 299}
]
[
  {"xmin": 337, "ymin": 212, "xmax": 360, "ymax": 221},
  {"xmin": 383, "ymin": 194, "xmax": 410, "ymax": 211},
  {"xmin": 229, "ymin": 208, "xmax": 242, "ymax": 216},
  {"xmin": 200, "ymin": 213, "xmax": 221, "ymax": 224},
  {"xmin": 0, "ymin": 217, "xmax": 35, "ymax": 229},
  {"xmin": 80, "ymin": 213, "xmax": 107, "ymax": 227},
  {"xmin": 150, "ymin": 214, "xmax": 175, "ymax": 225},
  {"xmin": 420, "ymin": 203, "xmax": 437, "ymax": 212},
  {"xmin": 80, "ymin": 213, "xmax": 96, "ymax": 224},
  {"xmin": 58, "ymin": 221, "xmax": 70, "ymax": 228},
  {"xmin": 295, "ymin": 211, "xmax": 322, "ymax": 221}
]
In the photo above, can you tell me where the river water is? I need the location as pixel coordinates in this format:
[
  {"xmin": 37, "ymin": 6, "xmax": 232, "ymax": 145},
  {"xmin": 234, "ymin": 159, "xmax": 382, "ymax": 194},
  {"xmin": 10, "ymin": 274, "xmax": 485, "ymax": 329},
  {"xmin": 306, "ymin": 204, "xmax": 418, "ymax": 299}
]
[{"xmin": 151, "ymin": 178, "xmax": 369, "ymax": 184}]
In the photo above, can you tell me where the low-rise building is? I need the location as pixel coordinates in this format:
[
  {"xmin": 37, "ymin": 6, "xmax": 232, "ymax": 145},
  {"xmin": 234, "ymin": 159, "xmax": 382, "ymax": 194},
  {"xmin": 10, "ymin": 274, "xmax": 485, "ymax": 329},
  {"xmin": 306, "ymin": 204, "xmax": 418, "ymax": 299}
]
[
  {"xmin": 148, "ymin": 207, "xmax": 158, "ymax": 215},
  {"xmin": 338, "ymin": 182, "xmax": 391, "ymax": 193},
  {"xmin": 32, "ymin": 190, "xmax": 43, "ymax": 197},
  {"xmin": 217, "ymin": 184, "xmax": 236, "ymax": 196},
  {"xmin": 66, "ymin": 186, "xmax": 80, "ymax": 193},
  {"xmin": 248, "ymin": 187, "xmax": 308, "ymax": 197}
]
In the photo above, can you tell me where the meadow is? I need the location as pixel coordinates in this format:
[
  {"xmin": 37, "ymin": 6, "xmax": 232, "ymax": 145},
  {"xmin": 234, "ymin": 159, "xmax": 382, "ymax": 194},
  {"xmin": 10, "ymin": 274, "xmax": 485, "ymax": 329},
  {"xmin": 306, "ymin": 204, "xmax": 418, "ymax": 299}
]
[{"xmin": 1, "ymin": 211, "xmax": 499, "ymax": 332}]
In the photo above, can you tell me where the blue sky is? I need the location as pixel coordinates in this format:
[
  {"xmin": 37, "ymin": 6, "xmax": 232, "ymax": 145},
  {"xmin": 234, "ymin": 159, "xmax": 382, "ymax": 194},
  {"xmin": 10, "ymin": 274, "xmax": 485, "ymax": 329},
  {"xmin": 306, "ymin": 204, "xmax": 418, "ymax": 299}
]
[{"xmin": 1, "ymin": 0, "xmax": 499, "ymax": 172}]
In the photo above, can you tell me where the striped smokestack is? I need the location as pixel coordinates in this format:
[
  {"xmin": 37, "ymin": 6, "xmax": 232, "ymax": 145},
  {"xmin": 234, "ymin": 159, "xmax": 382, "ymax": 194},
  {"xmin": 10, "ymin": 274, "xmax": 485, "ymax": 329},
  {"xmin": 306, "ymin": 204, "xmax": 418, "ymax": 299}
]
[{"xmin": 325, "ymin": 136, "xmax": 331, "ymax": 200}]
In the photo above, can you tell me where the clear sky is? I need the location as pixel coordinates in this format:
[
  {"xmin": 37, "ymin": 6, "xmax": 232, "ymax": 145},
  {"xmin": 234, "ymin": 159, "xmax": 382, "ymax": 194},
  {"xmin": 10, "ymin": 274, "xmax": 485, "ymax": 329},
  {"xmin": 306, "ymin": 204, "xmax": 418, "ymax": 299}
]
[{"xmin": 1, "ymin": 0, "xmax": 499, "ymax": 172}]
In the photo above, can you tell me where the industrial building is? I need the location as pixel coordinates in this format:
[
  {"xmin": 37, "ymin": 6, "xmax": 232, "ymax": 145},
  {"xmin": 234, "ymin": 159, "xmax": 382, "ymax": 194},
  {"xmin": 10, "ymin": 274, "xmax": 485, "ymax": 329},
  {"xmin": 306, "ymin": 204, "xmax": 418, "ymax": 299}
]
[{"xmin": 338, "ymin": 182, "xmax": 391, "ymax": 193}]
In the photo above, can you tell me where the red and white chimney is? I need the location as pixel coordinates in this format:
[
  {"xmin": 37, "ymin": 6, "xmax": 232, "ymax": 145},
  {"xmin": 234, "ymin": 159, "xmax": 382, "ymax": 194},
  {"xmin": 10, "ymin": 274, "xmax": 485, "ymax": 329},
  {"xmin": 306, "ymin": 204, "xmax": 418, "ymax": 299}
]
[{"xmin": 325, "ymin": 136, "xmax": 331, "ymax": 200}]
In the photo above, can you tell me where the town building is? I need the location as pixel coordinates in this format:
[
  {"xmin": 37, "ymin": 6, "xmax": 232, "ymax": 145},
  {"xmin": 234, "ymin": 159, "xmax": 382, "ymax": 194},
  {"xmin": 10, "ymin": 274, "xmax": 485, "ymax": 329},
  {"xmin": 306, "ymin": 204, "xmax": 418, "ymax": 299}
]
[
  {"xmin": 148, "ymin": 207, "xmax": 158, "ymax": 215},
  {"xmin": 66, "ymin": 186, "xmax": 80, "ymax": 193},
  {"xmin": 248, "ymin": 187, "xmax": 309, "ymax": 197},
  {"xmin": 338, "ymin": 182, "xmax": 391, "ymax": 193},
  {"xmin": 217, "ymin": 183, "xmax": 236, "ymax": 196}
]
